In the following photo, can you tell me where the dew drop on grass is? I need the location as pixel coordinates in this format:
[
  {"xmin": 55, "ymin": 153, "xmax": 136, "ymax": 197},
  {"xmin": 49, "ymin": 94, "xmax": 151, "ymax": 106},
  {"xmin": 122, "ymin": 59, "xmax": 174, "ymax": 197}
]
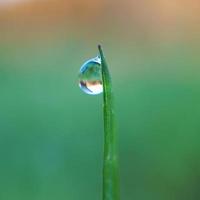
[{"xmin": 79, "ymin": 56, "xmax": 103, "ymax": 95}]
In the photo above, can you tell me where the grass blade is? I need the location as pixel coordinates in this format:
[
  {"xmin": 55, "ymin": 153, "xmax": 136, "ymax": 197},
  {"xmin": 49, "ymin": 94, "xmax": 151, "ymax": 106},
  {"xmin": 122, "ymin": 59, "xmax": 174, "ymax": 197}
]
[{"xmin": 98, "ymin": 45, "xmax": 120, "ymax": 200}]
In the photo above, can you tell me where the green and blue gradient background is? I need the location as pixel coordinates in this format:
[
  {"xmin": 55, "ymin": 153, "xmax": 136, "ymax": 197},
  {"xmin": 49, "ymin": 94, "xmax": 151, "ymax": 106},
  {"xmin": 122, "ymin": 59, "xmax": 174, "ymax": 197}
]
[{"xmin": 0, "ymin": 0, "xmax": 200, "ymax": 199}]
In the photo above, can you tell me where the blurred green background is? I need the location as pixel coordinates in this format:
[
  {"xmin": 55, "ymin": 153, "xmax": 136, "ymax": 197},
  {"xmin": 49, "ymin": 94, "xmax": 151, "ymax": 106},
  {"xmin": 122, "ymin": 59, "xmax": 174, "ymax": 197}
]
[{"xmin": 0, "ymin": 0, "xmax": 200, "ymax": 199}]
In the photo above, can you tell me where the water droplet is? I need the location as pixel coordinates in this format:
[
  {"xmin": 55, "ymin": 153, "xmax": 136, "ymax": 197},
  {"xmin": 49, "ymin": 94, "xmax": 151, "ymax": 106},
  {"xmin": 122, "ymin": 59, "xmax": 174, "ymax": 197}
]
[{"xmin": 79, "ymin": 56, "xmax": 103, "ymax": 95}]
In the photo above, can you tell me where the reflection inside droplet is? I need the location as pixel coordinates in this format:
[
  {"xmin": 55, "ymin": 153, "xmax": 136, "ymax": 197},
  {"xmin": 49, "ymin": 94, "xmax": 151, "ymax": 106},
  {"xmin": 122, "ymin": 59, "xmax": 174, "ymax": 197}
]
[{"xmin": 78, "ymin": 56, "xmax": 103, "ymax": 95}]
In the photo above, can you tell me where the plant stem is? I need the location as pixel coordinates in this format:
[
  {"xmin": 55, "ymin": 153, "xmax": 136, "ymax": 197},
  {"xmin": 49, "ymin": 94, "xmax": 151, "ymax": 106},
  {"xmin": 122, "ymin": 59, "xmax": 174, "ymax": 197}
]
[{"xmin": 98, "ymin": 45, "xmax": 120, "ymax": 200}]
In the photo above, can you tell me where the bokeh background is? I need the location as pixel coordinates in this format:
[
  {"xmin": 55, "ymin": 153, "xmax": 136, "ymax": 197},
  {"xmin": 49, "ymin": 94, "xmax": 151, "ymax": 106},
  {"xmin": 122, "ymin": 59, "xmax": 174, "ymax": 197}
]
[{"xmin": 0, "ymin": 0, "xmax": 200, "ymax": 199}]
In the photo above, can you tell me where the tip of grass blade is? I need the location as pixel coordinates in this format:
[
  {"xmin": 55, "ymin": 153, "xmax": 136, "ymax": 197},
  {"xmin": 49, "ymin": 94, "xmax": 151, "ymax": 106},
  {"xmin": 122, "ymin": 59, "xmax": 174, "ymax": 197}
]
[
  {"xmin": 98, "ymin": 44, "xmax": 102, "ymax": 55},
  {"xmin": 98, "ymin": 44, "xmax": 102, "ymax": 49},
  {"xmin": 98, "ymin": 44, "xmax": 105, "ymax": 61}
]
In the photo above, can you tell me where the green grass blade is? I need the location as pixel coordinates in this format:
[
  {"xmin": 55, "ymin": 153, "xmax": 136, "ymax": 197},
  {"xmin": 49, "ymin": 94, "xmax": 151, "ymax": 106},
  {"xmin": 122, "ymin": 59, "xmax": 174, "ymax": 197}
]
[{"xmin": 98, "ymin": 45, "xmax": 120, "ymax": 200}]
